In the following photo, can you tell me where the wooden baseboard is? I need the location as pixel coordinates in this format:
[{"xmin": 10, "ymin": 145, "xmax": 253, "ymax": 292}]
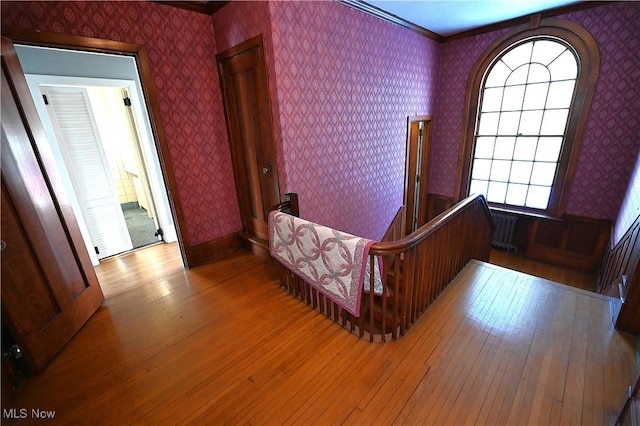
[
  {"xmin": 526, "ymin": 214, "xmax": 611, "ymax": 273},
  {"xmin": 239, "ymin": 233, "xmax": 271, "ymax": 259},
  {"xmin": 185, "ymin": 232, "xmax": 242, "ymax": 268}
]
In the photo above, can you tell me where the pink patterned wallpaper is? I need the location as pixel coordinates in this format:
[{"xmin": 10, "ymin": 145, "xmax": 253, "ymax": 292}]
[
  {"xmin": 430, "ymin": 2, "xmax": 640, "ymax": 221},
  {"xmin": 211, "ymin": 1, "xmax": 287, "ymax": 197},
  {"xmin": 268, "ymin": 1, "xmax": 438, "ymax": 239},
  {"xmin": 1, "ymin": 1, "xmax": 242, "ymax": 247}
]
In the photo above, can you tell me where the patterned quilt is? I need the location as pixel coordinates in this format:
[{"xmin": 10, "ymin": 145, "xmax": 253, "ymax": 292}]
[{"xmin": 269, "ymin": 211, "xmax": 382, "ymax": 317}]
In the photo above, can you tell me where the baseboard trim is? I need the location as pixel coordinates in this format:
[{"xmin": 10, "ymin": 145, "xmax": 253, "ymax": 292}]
[{"xmin": 185, "ymin": 232, "xmax": 242, "ymax": 268}]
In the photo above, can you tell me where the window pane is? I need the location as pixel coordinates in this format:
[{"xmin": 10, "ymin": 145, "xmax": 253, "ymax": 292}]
[
  {"xmin": 502, "ymin": 43, "xmax": 533, "ymax": 69},
  {"xmin": 531, "ymin": 162, "xmax": 556, "ymax": 186},
  {"xmin": 490, "ymin": 159, "xmax": 511, "ymax": 181},
  {"xmin": 523, "ymin": 82, "xmax": 549, "ymax": 110},
  {"xmin": 493, "ymin": 137, "xmax": 515, "ymax": 159},
  {"xmin": 531, "ymin": 40, "xmax": 567, "ymax": 66},
  {"xmin": 518, "ymin": 110, "xmax": 543, "ymax": 135},
  {"xmin": 497, "ymin": 111, "xmax": 520, "ymax": 135},
  {"xmin": 540, "ymin": 109, "xmax": 569, "ymax": 135},
  {"xmin": 481, "ymin": 87, "xmax": 503, "ymax": 112},
  {"xmin": 546, "ymin": 80, "xmax": 575, "ymax": 108},
  {"xmin": 485, "ymin": 61, "xmax": 511, "ymax": 87},
  {"xmin": 502, "ymin": 85, "xmax": 525, "ymax": 110},
  {"xmin": 549, "ymin": 50, "xmax": 577, "ymax": 80},
  {"xmin": 506, "ymin": 183, "xmax": 528, "ymax": 206},
  {"xmin": 487, "ymin": 181, "xmax": 508, "ymax": 203},
  {"xmin": 535, "ymin": 137, "xmax": 563, "ymax": 162},
  {"xmin": 478, "ymin": 112, "xmax": 499, "ymax": 135},
  {"xmin": 472, "ymin": 158, "xmax": 492, "ymax": 180},
  {"xmin": 525, "ymin": 185, "xmax": 551, "ymax": 209},
  {"xmin": 527, "ymin": 63, "xmax": 550, "ymax": 84},
  {"xmin": 506, "ymin": 65, "xmax": 528, "ymax": 86},
  {"xmin": 470, "ymin": 179, "xmax": 488, "ymax": 197},
  {"xmin": 513, "ymin": 137, "xmax": 537, "ymax": 160},
  {"xmin": 475, "ymin": 137, "xmax": 495, "ymax": 158},
  {"xmin": 509, "ymin": 161, "xmax": 533, "ymax": 184}
]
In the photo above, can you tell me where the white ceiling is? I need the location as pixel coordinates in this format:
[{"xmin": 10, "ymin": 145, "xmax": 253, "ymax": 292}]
[{"xmin": 364, "ymin": 0, "xmax": 582, "ymax": 36}]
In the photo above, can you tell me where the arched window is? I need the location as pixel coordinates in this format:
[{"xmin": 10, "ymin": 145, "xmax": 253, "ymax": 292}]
[{"xmin": 457, "ymin": 19, "xmax": 599, "ymax": 217}]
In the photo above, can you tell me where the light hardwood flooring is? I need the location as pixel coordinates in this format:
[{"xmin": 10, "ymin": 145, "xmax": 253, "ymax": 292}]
[
  {"xmin": 7, "ymin": 247, "xmax": 638, "ymax": 425},
  {"xmin": 490, "ymin": 248, "xmax": 597, "ymax": 292},
  {"xmin": 94, "ymin": 242, "xmax": 184, "ymax": 299}
]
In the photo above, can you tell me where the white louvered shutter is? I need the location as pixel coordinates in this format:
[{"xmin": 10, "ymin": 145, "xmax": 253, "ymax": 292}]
[{"xmin": 42, "ymin": 86, "xmax": 133, "ymax": 259}]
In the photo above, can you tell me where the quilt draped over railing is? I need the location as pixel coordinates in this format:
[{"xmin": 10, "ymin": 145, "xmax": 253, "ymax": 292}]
[{"xmin": 268, "ymin": 211, "xmax": 382, "ymax": 317}]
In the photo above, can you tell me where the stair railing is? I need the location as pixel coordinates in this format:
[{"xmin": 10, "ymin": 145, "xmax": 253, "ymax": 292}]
[{"xmin": 270, "ymin": 193, "xmax": 494, "ymax": 342}]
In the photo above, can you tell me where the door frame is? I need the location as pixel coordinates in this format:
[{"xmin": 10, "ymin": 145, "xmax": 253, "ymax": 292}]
[
  {"xmin": 1, "ymin": 27, "xmax": 190, "ymax": 266},
  {"xmin": 404, "ymin": 115, "xmax": 432, "ymax": 234},
  {"xmin": 26, "ymin": 75, "xmax": 166, "ymax": 264}
]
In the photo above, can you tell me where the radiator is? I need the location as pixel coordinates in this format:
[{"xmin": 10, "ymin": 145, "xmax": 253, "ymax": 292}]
[{"xmin": 491, "ymin": 211, "xmax": 518, "ymax": 254}]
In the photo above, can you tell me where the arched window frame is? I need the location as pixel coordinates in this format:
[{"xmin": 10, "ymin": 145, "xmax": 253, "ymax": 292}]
[{"xmin": 456, "ymin": 18, "xmax": 600, "ymax": 217}]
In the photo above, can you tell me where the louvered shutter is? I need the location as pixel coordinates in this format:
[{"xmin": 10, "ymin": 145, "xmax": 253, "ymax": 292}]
[{"xmin": 41, "ymin": 86, "xmax": 133, "ymax": 259}]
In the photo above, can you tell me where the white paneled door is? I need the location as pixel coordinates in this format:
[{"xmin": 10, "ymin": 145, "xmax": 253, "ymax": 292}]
[{"xmin": 41, "ymin": 86, "xmax": 133, "ymax": 259}]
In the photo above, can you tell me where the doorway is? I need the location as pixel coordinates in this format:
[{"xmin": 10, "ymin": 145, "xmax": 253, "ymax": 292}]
[
  {"xmin": 40, "ymin": 84, "xmax": 161, "ymax": 259},
  {"xmin": 16, "ymin": 45, "xmax": 178, "ymax": 266},
  {"xmin": 404, "ymin": 115, "xmax": 432, "ymax": 234}
]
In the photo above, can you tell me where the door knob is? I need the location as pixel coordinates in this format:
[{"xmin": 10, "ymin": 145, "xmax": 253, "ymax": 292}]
[
  {"xmin": 262, "ymin": 166, "xmax": 271, "ymax": 175},
  {"xmin": 0, "ymin": 240, "xmax": 6, "ymax": 251}
]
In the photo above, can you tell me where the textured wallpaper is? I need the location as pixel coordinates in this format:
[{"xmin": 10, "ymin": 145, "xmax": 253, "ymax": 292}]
[
  {"xmin": 211, "ymin": 1, "xmax": 287, "ymax": 199},
  {"xmin": 1, "ymin": 0, "xmax": 242, "ymax": 247},
  {"xmin": 430, "ymin": 2, "xmax": 640, "ymax": 221},
  {"xmin": 5, "ymin": 0, "xmax": 636, "ymax": 249},
  {"xmin": 268, "ymin": 1, "xmax": 439, "ymax": 239},
  {"xmin": 558, "ymin": 3, "xmax": 640, "ymax": 220}
]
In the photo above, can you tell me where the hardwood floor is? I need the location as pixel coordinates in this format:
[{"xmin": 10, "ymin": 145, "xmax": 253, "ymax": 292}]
[
  {"xmin": 490, "ymin": 248, "xmax": 597, "ymax": 292},
  {"xmin": 94, "ymin": 242, "xmax": 183, "ymax": 299},
  {"xmin": 6, "ymin": 250, "xmax": 637, "ymax": 425}
]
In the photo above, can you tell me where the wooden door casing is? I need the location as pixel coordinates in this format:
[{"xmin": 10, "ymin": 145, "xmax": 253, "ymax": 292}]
[
  {"xmin": 217, "ymin": 35, "xmax": 280, "ymax": 241},
  {"xmin": 404, "ymin": 115, "xmax": 432, "ymax": 234},
  {"xmin": 1, "ymin": 37, "xmax": 104, "ymax": 373}
]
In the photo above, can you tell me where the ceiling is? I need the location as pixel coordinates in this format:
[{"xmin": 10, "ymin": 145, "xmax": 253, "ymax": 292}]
[
  {"xmin": 161, "ymin": 1, "xmax": 585, "ymax": 38},
  {"xmin": 358, "ymin": 0, "xmax": 582, "ymax": 37}
]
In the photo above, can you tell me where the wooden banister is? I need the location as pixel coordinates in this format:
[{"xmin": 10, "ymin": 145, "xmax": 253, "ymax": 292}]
[
  {"xmin": 370, "ymin": 194, "xmax": 494, "ymax": 255},
  {"xmin": 269, "ymin": 193, "xmax": 495, "ymax": 341}
]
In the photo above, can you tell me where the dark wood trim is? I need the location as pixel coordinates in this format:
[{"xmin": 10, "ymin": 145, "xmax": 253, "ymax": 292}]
[
  {"xmin": 404, "ymin": 115, "xmax": 432, "ymax": 234},
  {"xmin": 425, "ymin": 193, "xmax": 455, "ymax": 222},
  {"xmin": 526, "ymin": 214, "xmax": 611, "ymax": 272},
  {"xmin": 597, "ymin": 213, "xmax": 640, "ymax": 333},
  {"xmin": 444, "ymin": 1, "xmax": 613, "ymax": 43},
  {"xmin": 153, "ymin": 1, "xmax": 230, "ymax": 15},
  {"xmin": 1, "ymin": 27, "xmax": 192, "ymax": 267},
  {"xmin": 454, "ymin": 18, "xmax": 600, "ymax": 218},
  {"xmin": 186, "ymin": 232, "xmax": 242, "ymax": 268},
  {"xmin": 337, "ymin": 0, "xmax": 444, "ymax": 42}
]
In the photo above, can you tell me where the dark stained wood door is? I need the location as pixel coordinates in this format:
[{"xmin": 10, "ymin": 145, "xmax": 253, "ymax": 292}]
[
  {"xmin": 217, "ymin": 35, "xmax": 280, "ymax": 241},
  {"xmin": 1, "ymin": 37, "xmax": 104, "ymax": 373}
]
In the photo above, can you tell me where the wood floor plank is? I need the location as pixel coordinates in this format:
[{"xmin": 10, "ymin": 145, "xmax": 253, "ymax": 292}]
[{"xmin": 6, "ymin": 251, "xmax": 637, "ymax": 425}]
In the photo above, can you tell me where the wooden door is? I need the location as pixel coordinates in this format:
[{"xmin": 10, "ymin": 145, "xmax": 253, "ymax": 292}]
[
  {"xmin": 217, "ymin": 35, "xmax": 280, "ymax": 241},
  {"xmin": 404, "ymin": 116, "xmax": 432, "ymax": 234},
  {"xmin": 1, "ymin": 37, "xmax": 104, "ymax": 373}
]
